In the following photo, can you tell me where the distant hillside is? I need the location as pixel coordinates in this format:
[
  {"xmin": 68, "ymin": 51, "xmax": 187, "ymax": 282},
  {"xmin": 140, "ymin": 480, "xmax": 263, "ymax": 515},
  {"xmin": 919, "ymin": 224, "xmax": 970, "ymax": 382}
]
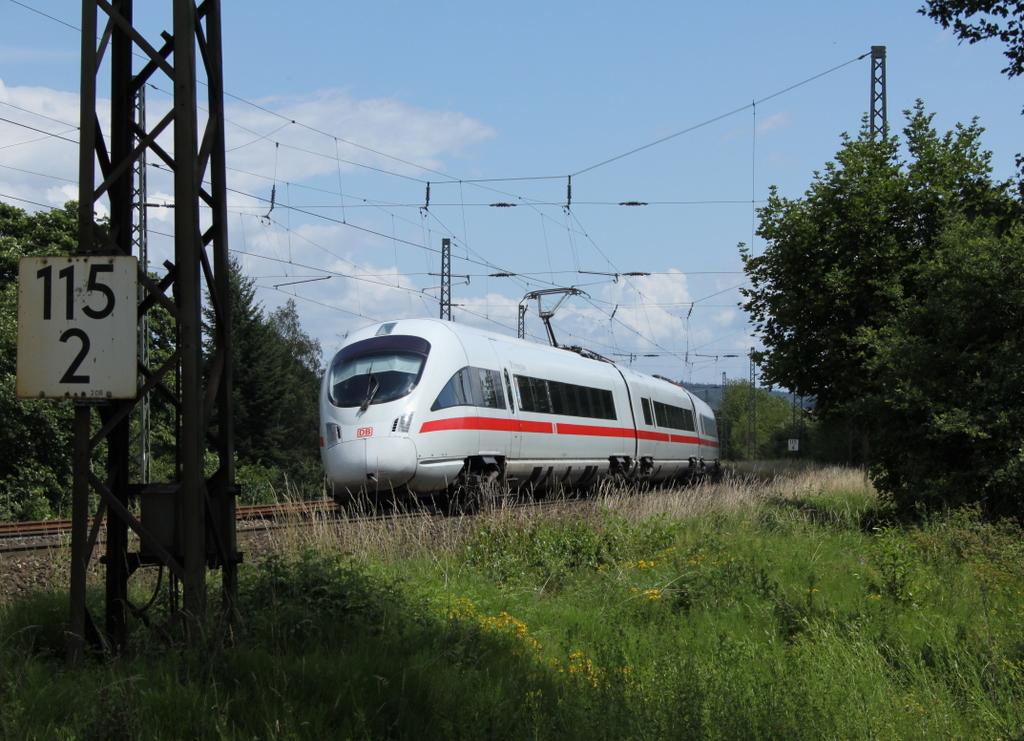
[{"xmin": 679, "ymin": 382, "xmax": 814, "ymax": 411}]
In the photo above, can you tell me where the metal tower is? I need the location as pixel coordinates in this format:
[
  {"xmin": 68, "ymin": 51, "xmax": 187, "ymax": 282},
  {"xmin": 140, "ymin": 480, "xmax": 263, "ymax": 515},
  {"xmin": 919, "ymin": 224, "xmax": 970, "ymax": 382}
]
[
  {"xmin": 440, "ymin": 238, "xmax": 452, "ymax": 320},
  {"xmin": 747, "ymin": 348, "xmax": 757, "ymax": 459},
  {"xmin": 71, "ymin": 0, "xmax": 239, "ymax": 665},
  {"xmin": 132, "ymin": 86, "xmax": 150, "ymax": 485},
  {"xmin": 870, "ymin": 46, "xmax": 887, "ymax": 137}
]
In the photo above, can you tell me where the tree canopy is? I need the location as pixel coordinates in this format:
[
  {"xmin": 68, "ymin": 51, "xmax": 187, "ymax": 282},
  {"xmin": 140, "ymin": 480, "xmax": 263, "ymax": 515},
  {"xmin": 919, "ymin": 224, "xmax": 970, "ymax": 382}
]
[
  {"xmin": 717, "ymin": 381, "xmax": 800, "ymax": 461},
  {"xmin": 0, "ymin": 203, "xmax": 326, "ymax": 519},
  {"xmin": 0, "ymin": 202, "xmax": 77, "ymax": 519},
  {"xmin": 861, "ymin": 216, "xmax": 1024, "ymax": 517},
  {"xmin": 921, "ymin": 1, "xmax": 1024, "ymax": 79},
  {"xmin": 741, "ymin": 103, "xmax": 1014, "ymax": 418},
  {"xmin": 204, "ymin": 257, "xmax": 323, "ymax": 488},
  {"xmin": 741, "ymin": 104, "xmax": 1024, "ymax": 519}
]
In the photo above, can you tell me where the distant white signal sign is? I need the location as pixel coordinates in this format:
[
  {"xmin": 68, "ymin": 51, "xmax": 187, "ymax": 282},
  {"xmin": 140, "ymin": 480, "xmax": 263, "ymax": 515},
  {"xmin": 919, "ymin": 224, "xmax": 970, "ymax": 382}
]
[{"xmin": 17, "ymin": 255, "xmax": 138, "ymax": 400}]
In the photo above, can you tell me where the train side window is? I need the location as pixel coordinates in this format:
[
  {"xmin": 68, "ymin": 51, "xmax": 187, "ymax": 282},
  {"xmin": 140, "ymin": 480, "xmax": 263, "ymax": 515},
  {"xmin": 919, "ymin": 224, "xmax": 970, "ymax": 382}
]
[
  {"xmin": 653, "ymin": 400, "xmax": 695, "ymax": 431},
  {"xmin": 564, "ymin": 384, "xmax": 582, "ymax": 417},
  {"xmin": 476, "ymin": 368, "xmax": 506, "ymax": 409},
  {"xmin": 515, "ymin": 374, "xmax": 617, "ymax": 420},
  {"xmin": 533, "ymin": 377, "xmax": 554, "ymax": 414},
  {"xmin": 504, "ymin": 369, "xmax": 517, "ymax": 411},
  {"xmin": 549, "ymin": 380, "xmax": 568, "ymax": 415},
  {"xmin": 433, "ymin": 367, "xmax": 506, "ymax": 411},
  {"xmin": 516, "ymin": 375, "xmax": 534, "ymax": 411},
  {"xmin": 641, "ymin": 398, "xmax": 653, "ymax": 425},
  {"xmin": 517, "ymin": 376, "xmax": 545, "ymax": 414},
  {"xmin": 586, "ymin": 387, "xmax": 615, "ymax": 420},
  {"xmin": 431, "ymin": 368, "xmax": 472, "ymax": 411},
  {"xmin": 538, "ymin": 377, "xmax": 553, "ymax": 413},
  {"xmin": 701, "ymin": 414, "xmax": 718, "ymax": 438}
]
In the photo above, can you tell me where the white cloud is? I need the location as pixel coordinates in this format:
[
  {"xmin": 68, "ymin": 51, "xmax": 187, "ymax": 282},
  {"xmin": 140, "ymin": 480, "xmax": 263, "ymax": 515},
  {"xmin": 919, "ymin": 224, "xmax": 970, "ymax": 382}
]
[
  {"xmin": 756, "ymin": 111, "xmax": 792, "ymax": 137},
  {"xmin": 278, "ymin": 257, "xmax": 446, "ymax": 359},
  {"xmin": 717, "ymin": 110, "xmax": 792, "ymax": 146},
  {"xmin": 0, "ymin": 78, "xmax": 82, "ymax": 207},
  {"xmin": 44, "ymin": 183, "xmax": 79, "ymax": 209},
  {"xmin": 223, "ymin": 88, "xmax": 497, "ymax": 191},
  {"xmin": 1, "ymin": 79, "xmax": 497, "ymax": 213},
  {"xmin": 0, "ymin": 78, "xmax": 749, "ymax": 383},
  {"xmin": 599, "ymin": 270, "xmax": 692, "ymax": 342}
]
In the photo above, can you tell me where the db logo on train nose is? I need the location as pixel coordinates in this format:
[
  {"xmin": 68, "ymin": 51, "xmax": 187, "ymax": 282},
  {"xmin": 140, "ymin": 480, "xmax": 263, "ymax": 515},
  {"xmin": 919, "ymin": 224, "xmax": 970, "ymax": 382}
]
[{"xmin": 357, "ymin": 427, "xmax": 372, "ymax": 438}]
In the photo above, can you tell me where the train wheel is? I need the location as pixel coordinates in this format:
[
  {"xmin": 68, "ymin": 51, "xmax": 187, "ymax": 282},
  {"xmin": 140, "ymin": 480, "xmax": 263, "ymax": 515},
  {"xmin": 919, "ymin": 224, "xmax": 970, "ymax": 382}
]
[{"xmin": 443, "ymin": 467, "xmax": 500, "ymax": 515}]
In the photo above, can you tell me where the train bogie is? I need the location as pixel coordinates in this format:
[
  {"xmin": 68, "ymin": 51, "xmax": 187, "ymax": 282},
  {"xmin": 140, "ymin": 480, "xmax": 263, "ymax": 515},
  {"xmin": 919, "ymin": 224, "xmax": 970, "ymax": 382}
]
[{"xmin": 319, "ymin": 318, "xmax": 721, "ymax": 506}]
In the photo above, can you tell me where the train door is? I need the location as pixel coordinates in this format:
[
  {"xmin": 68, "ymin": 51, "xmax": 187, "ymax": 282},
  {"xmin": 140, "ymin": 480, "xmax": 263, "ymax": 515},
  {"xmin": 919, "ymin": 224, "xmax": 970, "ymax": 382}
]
[
  {"xmin": 455, "ymin": 334, "xmax": 513, "ymax": 463},
  {"xmin": 697, "ymin": 409, "xmax": 720, "ymax": 460},
  {"xmin": 502, "ymin": 367, "xmax": 522, "ymax": 462}
]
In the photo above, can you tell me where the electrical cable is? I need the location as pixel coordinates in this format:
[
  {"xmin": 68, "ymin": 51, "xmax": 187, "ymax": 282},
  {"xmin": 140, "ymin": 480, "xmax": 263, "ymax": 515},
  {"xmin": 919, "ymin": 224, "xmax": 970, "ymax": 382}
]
[
  {"xmin": 6, "ymin": 0, "xmax": 833, "ymax": 375},
  {"xmin": 0, "ymin": 99, "xmax": 79, "ymax": 129},
  {"xmin": 0, "ymin": 162, "xmax": 76, "ymax": 183},
  {"xmin": 571, "ymin": 51, "xmax": 871, "ymax": 177},
  {"xmin": 0, "ymin": 116, "xmax": 78, "ymax": 145}
]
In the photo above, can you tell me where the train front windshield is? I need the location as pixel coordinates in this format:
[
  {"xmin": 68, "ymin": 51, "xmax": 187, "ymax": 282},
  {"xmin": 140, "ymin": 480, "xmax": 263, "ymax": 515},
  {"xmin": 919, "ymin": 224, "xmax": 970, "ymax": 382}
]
[{"xmin": 327, "ymin": 335, "xmax": 430, "ymax": 408}]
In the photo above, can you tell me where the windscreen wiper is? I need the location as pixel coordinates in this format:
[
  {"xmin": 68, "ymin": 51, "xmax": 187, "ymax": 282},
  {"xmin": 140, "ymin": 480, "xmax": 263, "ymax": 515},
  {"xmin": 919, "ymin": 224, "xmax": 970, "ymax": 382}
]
[{"xmin": 360, "ymin": 373, "xmax": 380, "ymax": 412}]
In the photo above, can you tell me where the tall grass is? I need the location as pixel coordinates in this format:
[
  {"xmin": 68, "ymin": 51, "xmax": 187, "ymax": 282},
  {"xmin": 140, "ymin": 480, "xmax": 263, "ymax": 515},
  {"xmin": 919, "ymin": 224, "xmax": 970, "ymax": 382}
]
[{"xmin": 2, "ymin": 464, "xmax": 1023, "ymax": 739}]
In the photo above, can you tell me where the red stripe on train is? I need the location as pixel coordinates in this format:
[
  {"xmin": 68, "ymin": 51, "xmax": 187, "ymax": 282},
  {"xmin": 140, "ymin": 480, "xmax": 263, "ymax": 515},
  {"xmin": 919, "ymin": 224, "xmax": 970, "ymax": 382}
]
[
  {"xmin": 419, "ymin": 416, "xmax": 719, "ymax": 448},
  {"xmin": 556, "ymin": 422, "xmax": 635, "ymax": 438},
  {"xmin": 419, "ymin": 417, "xmax": 553, "ymax": 434},
  {"xmin": 637, "ymin": 429, "xmax": 671, "ymax": 442}
]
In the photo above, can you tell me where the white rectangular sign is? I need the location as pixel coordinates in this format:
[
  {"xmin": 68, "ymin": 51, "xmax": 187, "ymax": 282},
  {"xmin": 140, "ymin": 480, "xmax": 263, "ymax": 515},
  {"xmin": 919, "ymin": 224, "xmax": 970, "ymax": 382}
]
[{"xmin": 17, "ymin": 255, "xmax": 138, "ymax": 400}]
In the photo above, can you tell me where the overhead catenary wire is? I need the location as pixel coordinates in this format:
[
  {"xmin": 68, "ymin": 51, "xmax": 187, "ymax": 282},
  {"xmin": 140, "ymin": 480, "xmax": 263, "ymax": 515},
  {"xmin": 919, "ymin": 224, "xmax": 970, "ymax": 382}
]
[
  {"xmin": 3, "ymin": 0, "xmax": 865, "ymax": 378},
  {"xmin": 6, "ymin": 117, "xmax": 745, "ymax": 372},
  {"xmin": 3, "ymin": 185, "xmax": 747, "ymax": 370},
  {"xmin": 0, "ymin": 116, "xmax": 79, "ymax": 145},
  {"xmin": 7, "ymin": 0, "xmax": 868, "ymax": 196},
  {"xmin": 8, "ymin": 0, "xmax": 77, "ymax": 30},
  {"xmin": 570, "ymin": 50, "xmax": 872, "ymax": 178},
  {"xmin": 232, "ymin": 206, "xmax": 749, "ymax": 357},
  {"xmin": 0, "ymin": 99, "xmax": 79, "ymax": 130},
  {"xmin": 10, "ymin": 0, "xmax": 868, "ymax": 207}
]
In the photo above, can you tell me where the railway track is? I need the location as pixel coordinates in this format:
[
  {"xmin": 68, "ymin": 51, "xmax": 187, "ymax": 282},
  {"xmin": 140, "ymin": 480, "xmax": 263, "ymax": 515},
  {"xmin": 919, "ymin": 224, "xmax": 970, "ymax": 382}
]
[
  {"xmin": 0, "ymin": 487, "xmax": 601, "ymax": 556},
  {"xmin": 0, "ymin": 500, "xmax": 342, "ymax": 553}
]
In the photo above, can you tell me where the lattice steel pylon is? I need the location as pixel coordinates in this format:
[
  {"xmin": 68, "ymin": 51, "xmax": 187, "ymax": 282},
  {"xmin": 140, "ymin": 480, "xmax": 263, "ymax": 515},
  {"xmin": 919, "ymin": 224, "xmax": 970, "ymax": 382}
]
[
  {"xmin": 747, "ymin": 348, "xmax": 757, "ymax": 459},
  {"xmin": 870, "ymin": 46, "xmax": 887, "ymax": 138},
  {"xmin": 71, "ymin": 0, "xmax": 239, "ymax": 666},
  {"xmin": 132, "ymin": 86, "xmax": 150, "ymax": 485},
  {"xmin": 440, "ymin": 238, "xmax": 452, "ymax": 320}
]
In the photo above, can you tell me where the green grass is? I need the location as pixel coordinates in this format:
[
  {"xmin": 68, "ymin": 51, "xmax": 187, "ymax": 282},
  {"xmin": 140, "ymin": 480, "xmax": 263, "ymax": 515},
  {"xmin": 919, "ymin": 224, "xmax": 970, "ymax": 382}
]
[{"xmin": 2, "ymin": 466, "xmax": 1024, "ymax": 739}]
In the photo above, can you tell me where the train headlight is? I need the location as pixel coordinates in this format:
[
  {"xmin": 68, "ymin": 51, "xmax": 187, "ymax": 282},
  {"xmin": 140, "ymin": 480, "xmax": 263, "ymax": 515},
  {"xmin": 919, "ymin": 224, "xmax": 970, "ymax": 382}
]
[{"xmin": 394, "ymin": 411, "xmax": 415, "ymax": 434}]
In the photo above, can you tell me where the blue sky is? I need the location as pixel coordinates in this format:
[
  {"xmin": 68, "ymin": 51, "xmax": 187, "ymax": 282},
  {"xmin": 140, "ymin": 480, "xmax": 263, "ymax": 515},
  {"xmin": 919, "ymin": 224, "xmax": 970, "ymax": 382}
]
[{"xmin": 3, "ymin": 0, "xmax": 1023, "ymax": 386}]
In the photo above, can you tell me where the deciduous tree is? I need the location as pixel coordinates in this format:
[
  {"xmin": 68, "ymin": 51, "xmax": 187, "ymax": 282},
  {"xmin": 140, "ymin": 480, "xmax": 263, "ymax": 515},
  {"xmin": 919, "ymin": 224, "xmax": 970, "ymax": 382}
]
[
  {"xmin": 718, "ymin": 380, "xmax": 797, "ymax": 460},
  {"xmin": 0, "ymin": 203, "xmax": 76, "ymax": 519},
  {"xmin": 921, "ymin": 1, "xmax": 1024, "ymax": 80},
  {"xmin": 860, "ymin": 217, "xmax": 1024, "ymax": 518},
  {"xmin": 741, "ymin": 104, "xmax": 1024, "ymax": 519},
  {"xmin": 741, "ymin": 103, "xmax": 1011, "ymax": 418},
  {"xmin": 205, "ymin": 258, "xmax": 323, "ymax": 490}
]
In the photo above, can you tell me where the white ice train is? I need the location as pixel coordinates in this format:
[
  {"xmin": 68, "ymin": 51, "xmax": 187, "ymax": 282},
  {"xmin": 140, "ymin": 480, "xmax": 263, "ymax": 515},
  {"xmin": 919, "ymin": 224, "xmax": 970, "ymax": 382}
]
[{"xmin": 319, "ymin": 318, "xmax": 721, "ymax": 506}]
